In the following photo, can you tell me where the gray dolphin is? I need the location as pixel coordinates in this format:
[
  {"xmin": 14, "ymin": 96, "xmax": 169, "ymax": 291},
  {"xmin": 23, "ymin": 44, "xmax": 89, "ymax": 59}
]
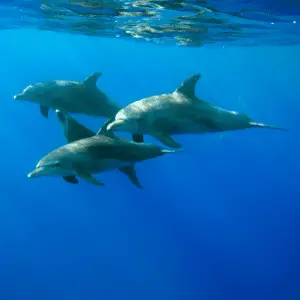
[
  {"xmin": 105, "ymin": 74, "xmax": 287, "ymax": 148},
  {"xmin": 27, "ymin": 121, "xmax": 181, "ymax": 187},
  {"xmin": 14, "ymin": 72, "xmax": 120, "ymax": 119},
  {"xmin": 55, "ymin": 109, "xmax": 143, "ymax": 189}
]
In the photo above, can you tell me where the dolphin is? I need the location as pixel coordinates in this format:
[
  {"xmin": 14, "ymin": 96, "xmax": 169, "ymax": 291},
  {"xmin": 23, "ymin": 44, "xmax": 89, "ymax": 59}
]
[
  {"xmin": 27, "ymin": 121, "xmax": 181, "ymax": 187},
  {"xmin": 105, "ymin": 74, "xmax": 287, "ymax": 148},
  {"xmin": 14, "ymin": 72, "xmax": 120, "ymax": 119},
  {"xmin": 55, "ymin": 109, "xmax": 143, "ymax": 189}
]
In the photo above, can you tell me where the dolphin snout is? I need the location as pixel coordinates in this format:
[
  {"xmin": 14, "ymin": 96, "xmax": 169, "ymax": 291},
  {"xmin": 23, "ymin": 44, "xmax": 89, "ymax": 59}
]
[
  {"xmin": 27, "ymin": 169, "xmax": 40, "ymax": 179},
  {"xmin": 106, "ymin": 119, "xmax": 125, "ymax": 131},
  {"xmin": 55, "ymin": 109, "xmax": 66, "ymax": 123},
  {"xmin": 13, "ymin": 93, "xmax": 23, "ymax": 100},
  {"xmin": 106, "ymin": 123, "xmax": 114, "ymax": 131}
]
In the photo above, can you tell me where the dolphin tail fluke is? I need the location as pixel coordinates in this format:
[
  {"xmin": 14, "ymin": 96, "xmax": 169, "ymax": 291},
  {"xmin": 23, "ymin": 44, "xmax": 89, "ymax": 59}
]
[{"xmin": 249, "ymin": 122, "xmax": 288, "ymax": 131}]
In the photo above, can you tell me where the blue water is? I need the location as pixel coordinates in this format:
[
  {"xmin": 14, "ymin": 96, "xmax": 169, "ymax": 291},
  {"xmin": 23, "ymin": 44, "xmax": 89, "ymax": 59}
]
[{"xmin": 0, "ymin": 13, "xmax": 300, "ymax": 300}]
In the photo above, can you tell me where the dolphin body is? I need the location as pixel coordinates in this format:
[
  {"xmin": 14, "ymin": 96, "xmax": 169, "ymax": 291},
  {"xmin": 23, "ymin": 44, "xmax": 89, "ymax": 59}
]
[
  {"xmin": 55, "ymin": 109, "xmax": 143, "ymax": 188},
  {"xmin": 14, "ymin": 72, "xmax": 120, "ymax": 119},
  {"xmin": 106, "ymin": 74, "xmax": 287, "ymax": 148},
  {"xmin": 27, "ymin": 120, "xmax": 181, "ymax": 187}
]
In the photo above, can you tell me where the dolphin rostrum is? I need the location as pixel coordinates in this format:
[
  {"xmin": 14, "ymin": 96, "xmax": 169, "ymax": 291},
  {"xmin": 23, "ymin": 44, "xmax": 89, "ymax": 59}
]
[
  {"xmin": 105, "ymin": 74, "xmax": 287, "ymax": 148},
  {"xmin": 14, "ymin": 72, "xmax": 120, "ymax": 119},
  {"xmin": 55, "ymin": 109, "xmax": 143, "ymax": 188},
  {"xmin": 27, "ymin": 120, "xmax": 182, "ymax": 187}
]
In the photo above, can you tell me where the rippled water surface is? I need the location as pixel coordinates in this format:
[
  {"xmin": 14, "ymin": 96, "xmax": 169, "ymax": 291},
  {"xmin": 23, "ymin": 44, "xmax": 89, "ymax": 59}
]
[{"xmin": 1, "ymin": 0, "xmax": 300, "ymax": 46}]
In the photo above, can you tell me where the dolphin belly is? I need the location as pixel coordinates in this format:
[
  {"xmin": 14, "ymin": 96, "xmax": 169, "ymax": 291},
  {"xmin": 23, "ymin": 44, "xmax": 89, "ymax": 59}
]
[
  {"xmin": 38, "ymin": 87, "xmax": 115, "ymax": 117},
  {"xmin": 174, "ymin": 106, "xmax": 253, "ymax": 133},
  {"xmin": 54, "ymin": 93, "xmax": 119, "ymax": 117},
  {"xmin": 152, "ymin": 117, "xmax": 221, "ymax": 135},
  {"xmin": 76, "ymin": 158, "xmax": 132, "ymax": 175}
]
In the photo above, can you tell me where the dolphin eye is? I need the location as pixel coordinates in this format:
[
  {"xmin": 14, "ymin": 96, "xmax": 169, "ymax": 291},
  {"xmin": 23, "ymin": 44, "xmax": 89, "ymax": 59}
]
[{"xmin": 47, "ymin": 162, "xmax": 61, "ymax": 167}]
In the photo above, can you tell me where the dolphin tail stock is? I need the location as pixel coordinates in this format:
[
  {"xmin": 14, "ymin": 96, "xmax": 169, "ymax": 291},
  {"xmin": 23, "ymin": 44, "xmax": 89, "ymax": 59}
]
[{"xmin": 249, "ymin": 122, "xmax": 288, "ymax": 131}]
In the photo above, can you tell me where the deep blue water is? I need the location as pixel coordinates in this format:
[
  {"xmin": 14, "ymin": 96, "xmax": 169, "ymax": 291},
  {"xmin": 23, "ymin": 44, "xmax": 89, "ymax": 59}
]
[{"xmin": 0, "ymin": 27, "xmax": 300, "ymax": 300}]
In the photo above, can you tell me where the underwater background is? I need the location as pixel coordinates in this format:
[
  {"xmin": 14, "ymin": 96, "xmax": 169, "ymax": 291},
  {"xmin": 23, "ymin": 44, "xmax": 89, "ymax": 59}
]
[{"xmin": 0, "ymin": 1, "xmax": 300, "ymax": 299}]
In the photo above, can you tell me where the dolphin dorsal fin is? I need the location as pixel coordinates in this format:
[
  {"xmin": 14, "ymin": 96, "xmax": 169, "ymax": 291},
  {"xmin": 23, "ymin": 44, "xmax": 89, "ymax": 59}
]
[
  {"xmin": 83, "ymin": 72, "xmax": 102, "ymax": 88},
  {"xmin": 175, "ymin": 74, "xmax": 201, "ymax": 98}
]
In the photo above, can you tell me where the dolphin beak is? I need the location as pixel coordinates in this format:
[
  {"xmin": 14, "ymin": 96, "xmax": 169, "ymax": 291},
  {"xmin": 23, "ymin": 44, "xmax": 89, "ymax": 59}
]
[
  {"xmin": 27, "ymin": 169, "xmax": 41, "ymax": 179},
  {"xmin": 55, "ymin": 109, "xmax": 66, "ymax": 123},
  {"xmin": 13, "ymin": 93, "xmax": 23, "ymax": 100},
  {"xmin": 107, "ymin": 120, "xmax": 125, "ymax": 131}
]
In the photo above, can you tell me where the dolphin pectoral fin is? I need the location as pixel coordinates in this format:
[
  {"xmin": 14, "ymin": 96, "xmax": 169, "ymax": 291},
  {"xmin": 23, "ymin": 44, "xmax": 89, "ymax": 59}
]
[
  {"xmin": 119, "ymin": 165, "xmax": 144, "ymax": 189},
  {"xmin": 40, "ymin": 105, "xmax": 50, "ymax": 118},
  {"xmin": 152, "ymin": 132, "xmax": 182, "ymax": 149},
  {"xmin": 175, "ymin": 74, "xmax": 201, "ymax": 98},
  {"xmin": 62, "ymin": 176, "xmax": 79, "ymax": 184},
  {"xmin": 132, "ymin": 133, "xmax": 144, "ymax": 143},
  {"xmin": 79, "ymin": 173, "xmax": 105, "ymax": 186},
  {"xmin": 83, "ymin": 72, "xmax": 102, "ymax": 88}
]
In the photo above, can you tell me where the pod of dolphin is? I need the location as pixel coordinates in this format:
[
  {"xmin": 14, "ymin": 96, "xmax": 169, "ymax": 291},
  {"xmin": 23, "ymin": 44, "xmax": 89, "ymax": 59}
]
[{"xmin": 14, "ymin": 72, "xmax": 287, "ymax": 188}]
